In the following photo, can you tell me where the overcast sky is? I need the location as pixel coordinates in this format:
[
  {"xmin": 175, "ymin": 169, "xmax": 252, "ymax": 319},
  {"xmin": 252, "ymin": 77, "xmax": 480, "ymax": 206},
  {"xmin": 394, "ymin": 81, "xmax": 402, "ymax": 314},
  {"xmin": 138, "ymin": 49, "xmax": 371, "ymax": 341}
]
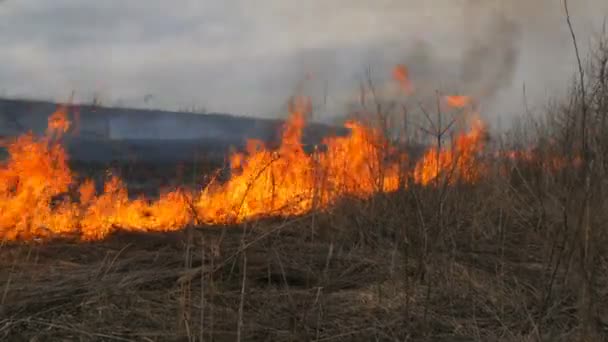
[{"xmin": 1, "ymin": 0, "xmax": 607, "ymax": 123}]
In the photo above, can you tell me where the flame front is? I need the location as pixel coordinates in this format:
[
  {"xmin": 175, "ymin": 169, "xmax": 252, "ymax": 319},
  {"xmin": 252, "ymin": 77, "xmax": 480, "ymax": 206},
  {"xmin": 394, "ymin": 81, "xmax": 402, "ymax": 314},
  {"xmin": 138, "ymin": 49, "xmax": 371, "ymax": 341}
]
[
  {"xmin": 196, "ymin": 98, "xmax": 401, "ymax": 224},
  {"xmin": 0, "ymin": 108, "xmax": 195, "ymax": 240},
  {"xmin": 0, "ymin": 82, "xmax": 498, "ymax": 241},
  {"xmin": 413, "ymin": 118, "xmax": 486, "ymax": 186}
]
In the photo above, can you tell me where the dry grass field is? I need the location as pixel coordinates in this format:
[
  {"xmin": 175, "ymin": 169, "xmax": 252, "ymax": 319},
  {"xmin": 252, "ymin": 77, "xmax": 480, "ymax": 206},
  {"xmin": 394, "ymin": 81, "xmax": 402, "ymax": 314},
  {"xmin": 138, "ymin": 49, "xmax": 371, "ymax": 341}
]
[{"xmin": 2, "ymin": 20, "xmax": 608, "ymax": 342}]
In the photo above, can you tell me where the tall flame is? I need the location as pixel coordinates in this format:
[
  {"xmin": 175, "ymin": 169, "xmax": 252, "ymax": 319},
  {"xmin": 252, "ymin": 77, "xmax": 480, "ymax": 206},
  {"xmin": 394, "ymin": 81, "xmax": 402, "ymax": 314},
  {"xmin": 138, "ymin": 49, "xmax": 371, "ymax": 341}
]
[
  {"xmin": 0, "ymin": 68, "xmax": 501, "ymax": 241},
  {"xmin": 0, "ymin": 100, "xmax": 409, "ymax": 240},
  {"xmin": 414, "ymin": 118, "xmax": 486, "ymax": 186},
  {"xmin": 0, "ymin": 108, "xmax": 195, "ymax": 240},
  {"xmin": 196, "ymin": 98, "xmax": 401, "ymax": 224}
]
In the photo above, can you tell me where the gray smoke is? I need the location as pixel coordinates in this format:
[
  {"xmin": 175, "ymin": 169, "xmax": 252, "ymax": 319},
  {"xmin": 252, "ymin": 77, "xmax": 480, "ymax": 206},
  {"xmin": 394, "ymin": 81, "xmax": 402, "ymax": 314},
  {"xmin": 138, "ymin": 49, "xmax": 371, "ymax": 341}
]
[
  {"xmin": 328, "ymin": 0, "xmax": 606, "ymax": 127},
  {"xmin": 459, "ymin": 10, "xmax": 521, "ymax": 102},
  {"xmin": 0, "ymin": 0, "xmax": 606, "ymax": 125}
]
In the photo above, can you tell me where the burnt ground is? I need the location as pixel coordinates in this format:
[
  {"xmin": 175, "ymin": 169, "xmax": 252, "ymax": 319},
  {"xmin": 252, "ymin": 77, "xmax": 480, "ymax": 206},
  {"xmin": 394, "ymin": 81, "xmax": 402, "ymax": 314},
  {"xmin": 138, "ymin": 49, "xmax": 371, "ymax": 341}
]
[{"xmin": 69, "ymin": 159, "xmax": 225, "ymax": 199}]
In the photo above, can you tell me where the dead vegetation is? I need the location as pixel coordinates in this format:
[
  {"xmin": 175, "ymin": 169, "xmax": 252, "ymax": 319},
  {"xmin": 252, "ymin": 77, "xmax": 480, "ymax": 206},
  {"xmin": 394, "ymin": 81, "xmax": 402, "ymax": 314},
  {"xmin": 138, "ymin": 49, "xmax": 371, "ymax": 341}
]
[
  {"xmin": 2, "ymin": 6, "xmax": 608, "ymax": 341},
  {"xmin": 0, "ymin": 170, "xmax": 606, "ymax": 341}
]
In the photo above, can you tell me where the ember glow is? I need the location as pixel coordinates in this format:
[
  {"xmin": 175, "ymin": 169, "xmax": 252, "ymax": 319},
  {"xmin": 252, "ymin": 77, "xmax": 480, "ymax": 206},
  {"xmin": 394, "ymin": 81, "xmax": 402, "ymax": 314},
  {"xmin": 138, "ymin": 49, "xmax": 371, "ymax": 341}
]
[
  {"xmin": 393, "ymin": 64, "xmax": 414, "ymax": 94},
  {"xmin": 444, "ymin": 95, "xmax": 471, "ymax": 109},
  {"xmin": 499, "ymin": 149, "xmax": 583, "ymax": 173},
  {"xmin": 0, "ymin": 70, "xmax": 497, "ymax": 241}
]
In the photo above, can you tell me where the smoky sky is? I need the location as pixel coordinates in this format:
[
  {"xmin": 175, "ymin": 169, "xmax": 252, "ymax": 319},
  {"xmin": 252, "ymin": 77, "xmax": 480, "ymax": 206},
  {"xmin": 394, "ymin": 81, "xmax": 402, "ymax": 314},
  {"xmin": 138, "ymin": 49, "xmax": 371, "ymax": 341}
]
[{"xmin": 0, "ymin": 0, "xmax": 607, "ymax": 124}]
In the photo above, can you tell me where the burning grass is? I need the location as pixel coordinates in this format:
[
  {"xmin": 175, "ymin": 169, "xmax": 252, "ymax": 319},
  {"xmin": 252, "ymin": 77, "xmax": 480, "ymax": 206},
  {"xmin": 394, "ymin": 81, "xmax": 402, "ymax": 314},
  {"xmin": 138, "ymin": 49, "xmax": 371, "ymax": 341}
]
[
  {"xmin": 2, "ymin": 183, "xmax": 605, "ymax": 341},
  {"xmin": 0, "ymin": 94, "xmax": 490, "ymax": 241},
  {"xmin": 2, "ymin": 45, "xmax": 608, "ymax": 339},
  {"xmin": 0, "ymin": 101, "xmax": 602, "ymax": 340}
]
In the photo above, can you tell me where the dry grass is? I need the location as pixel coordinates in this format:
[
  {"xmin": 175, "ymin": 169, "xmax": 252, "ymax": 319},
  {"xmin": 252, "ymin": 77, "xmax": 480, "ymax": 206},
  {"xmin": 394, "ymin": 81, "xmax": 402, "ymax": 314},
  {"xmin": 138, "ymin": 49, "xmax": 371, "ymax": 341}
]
[
  {"xmin": 2, "ymin": 13, "xmax": 608, "ymax": 342},
  {"xmin": 2, "ymin": 177, "xmax": 605, "ymax": 341}
]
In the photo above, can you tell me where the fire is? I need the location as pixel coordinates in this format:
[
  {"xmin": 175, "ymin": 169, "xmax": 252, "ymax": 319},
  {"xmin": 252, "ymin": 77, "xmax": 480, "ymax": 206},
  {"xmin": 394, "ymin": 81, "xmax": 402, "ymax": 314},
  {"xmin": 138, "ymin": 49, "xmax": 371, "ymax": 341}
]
[
  {"xmin": 0, "ymin": 98, "xmax": 408, "ymax": 240},
  {"xmin": 78, "ymin": 176, "xmax": 194, "ymax": 240},
  {"xmin": 0, "ymin": 132, "xmax": 74, "ymax": 239},
  {"xmin": 444, "ymin": 95, "xmax": 471, "ymax": 109},
  {"xmin": 46, "ymin": 106, "xmax": 71, "ymax": 136},
  {"xmin": 0, "ymin": 107, "xmax": 195, "ymax": 241},
  {"xmin": 0, "ymin": 100, "xmax": 490, "ymax": 241},
  {"xmin": 393, "ymin": 64, "xmax": 414, "ymax": 94},
  {"xmin": 196, "ymin": 104, "xmax": 314, "ymax": 223},
  {"xmin": 414, "ymin": 118, "xmax": 486, "ymax": 186},
  {"xmin": 195, "ymin": 98, "xmax": 401, "ymax": 224},
  {"xmin": 0, "ymin": 67, "xmax": 499, "ymax": 242},
  {"xmin": 319, "ymin": 121, "xmax": 401, "ymax": 196}
]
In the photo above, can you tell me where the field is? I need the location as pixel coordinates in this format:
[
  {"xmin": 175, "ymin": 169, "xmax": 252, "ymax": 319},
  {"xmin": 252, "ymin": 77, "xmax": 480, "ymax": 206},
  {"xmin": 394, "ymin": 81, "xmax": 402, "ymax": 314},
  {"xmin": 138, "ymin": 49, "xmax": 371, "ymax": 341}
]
[
  {"xmin": 2, "ymin": 131, "xmax": 608, "ymax": 342},
  {"xmin": 2, "ymin": 34, "xmax": 608, "ymax": 342},
  {"xmin": 4, "ymin": 182, "xmax": 602, "ymax": 342}
]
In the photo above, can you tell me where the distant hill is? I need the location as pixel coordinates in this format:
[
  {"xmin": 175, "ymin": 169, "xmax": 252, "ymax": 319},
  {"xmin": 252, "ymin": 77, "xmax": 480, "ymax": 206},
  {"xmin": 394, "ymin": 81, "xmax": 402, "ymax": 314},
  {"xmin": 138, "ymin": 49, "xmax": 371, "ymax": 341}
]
[{"xmin": 0, "ymin": 97, "xmax": 347, "ymax": 163}]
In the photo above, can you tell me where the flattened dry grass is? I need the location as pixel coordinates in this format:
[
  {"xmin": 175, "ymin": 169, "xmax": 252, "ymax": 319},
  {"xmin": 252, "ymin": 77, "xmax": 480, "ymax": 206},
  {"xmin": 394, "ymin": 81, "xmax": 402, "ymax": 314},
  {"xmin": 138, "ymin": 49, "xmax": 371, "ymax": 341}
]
[{"xmin": 2, "ymin": 182, "xmax": 604, "ymax": 341}]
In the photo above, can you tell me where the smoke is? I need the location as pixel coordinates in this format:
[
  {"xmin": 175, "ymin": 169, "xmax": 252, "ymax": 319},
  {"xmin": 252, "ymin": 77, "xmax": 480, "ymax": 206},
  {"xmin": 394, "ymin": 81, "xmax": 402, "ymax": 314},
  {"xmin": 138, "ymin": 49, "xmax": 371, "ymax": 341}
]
[
  {"xmin": 312, "ymin": 0, "xmax": 607, "ymax": 127},
  {"xmin": 0, "ymin": 0, "xmax": 606, "ymax": 125},
  {"xmin": 459, "ymin": 9, "xmax": 521, "ymax": 103},
  {"xmin": 457, "ymin": 0, "xmax": 607, "ymax": 120},
  {"xmin": 307, "ymin": 4, "xmax": 525, "ymax": 125}
]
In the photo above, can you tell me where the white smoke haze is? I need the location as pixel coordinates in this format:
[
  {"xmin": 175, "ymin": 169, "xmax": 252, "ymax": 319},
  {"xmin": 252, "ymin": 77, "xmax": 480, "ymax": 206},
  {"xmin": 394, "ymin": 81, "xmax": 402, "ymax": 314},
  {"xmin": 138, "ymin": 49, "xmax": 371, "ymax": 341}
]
[{"xmin": 0, "ymin": 0, "xmax": 606, "ymax": 126}]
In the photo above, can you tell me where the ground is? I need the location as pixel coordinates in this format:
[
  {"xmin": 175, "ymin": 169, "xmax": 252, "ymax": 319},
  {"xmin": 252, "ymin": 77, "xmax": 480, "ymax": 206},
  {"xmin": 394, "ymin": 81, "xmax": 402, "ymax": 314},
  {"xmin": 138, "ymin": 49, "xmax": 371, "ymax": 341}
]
[{"xmin": 3, "ymin": 173, "xmax": 605, "ymax": 341}]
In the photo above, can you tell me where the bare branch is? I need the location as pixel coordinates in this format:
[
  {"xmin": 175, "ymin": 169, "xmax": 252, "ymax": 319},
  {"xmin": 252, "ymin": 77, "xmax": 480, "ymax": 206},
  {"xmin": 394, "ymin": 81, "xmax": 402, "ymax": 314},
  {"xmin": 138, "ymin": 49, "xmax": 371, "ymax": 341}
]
[{"xmin": 564, "ymin": 0, "xmax": 589, "ymax": 161}]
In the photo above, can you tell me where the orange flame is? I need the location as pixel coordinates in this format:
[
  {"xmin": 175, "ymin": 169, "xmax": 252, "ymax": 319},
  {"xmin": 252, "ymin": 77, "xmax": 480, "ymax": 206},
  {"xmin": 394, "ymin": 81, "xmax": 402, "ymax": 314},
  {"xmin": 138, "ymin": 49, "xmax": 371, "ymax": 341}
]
[
  {"xmin": 444, "ymin": 95, "xmax": 471, "ymax": 109},
  {"xmin": 414, "ymin": 118, "xmax": 486, "ymax": 185},
  {"xmin": 0, "ymin": 109, "xmax": 195, "ymax": 241},
  {"xmin": 46, "ymin": 106, "xmax": 71, "ymax": 136},
  {"xmin": 0, "ymin": 74, "xmax": 500, "ymax": 241},
  {"xmin": 196, "ymin": 98, "xmax": 401, "ymax": 224},
  {"xmin": 393, "ymin": 64, "xmax": 413, "ymax": 94}
]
